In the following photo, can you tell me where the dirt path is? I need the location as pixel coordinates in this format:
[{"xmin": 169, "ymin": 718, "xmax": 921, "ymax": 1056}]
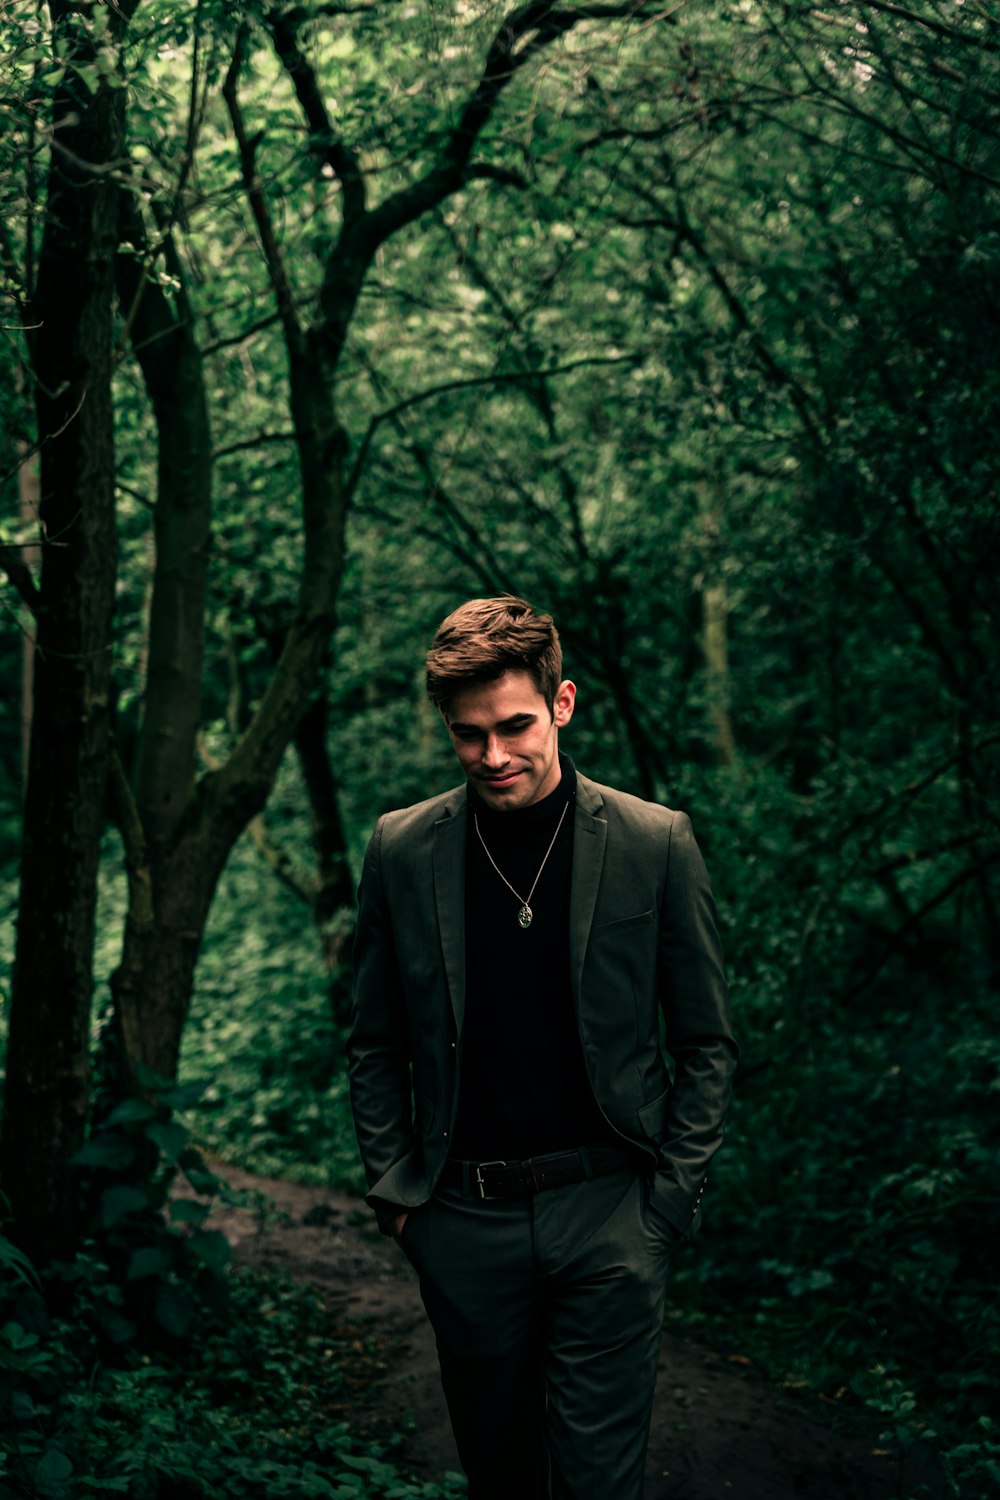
[{"xmin": 206, "ymin": 1166, "xmax": 939, "ymax": 1499}]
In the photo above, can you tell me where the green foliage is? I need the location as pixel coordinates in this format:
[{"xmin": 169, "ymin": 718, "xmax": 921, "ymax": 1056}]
[
  {"xmin": 0, "ymin": 1235, "xmax": 465, "ymax": 1499},
  {"xmin": 65, "ymin": 1063, "xmax": 241, "ymax": 1349},
  {"xmin": 0, "ymin": 1034, "xmax": 458, "ymax": 1496},
  {"xmin": 177, "ymin": 810, "xmax": 363, "ymax": 1190}
]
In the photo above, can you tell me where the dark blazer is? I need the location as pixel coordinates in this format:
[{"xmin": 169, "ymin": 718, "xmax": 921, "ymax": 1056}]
[{"xmin": 349, "ymin": 771, "xmax": 737, "ymax": 1239}]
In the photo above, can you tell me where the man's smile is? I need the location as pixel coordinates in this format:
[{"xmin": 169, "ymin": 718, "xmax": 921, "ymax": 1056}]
[{"xmin": 444, "ymin": 669, "xmax": 576, "ymax": 809}]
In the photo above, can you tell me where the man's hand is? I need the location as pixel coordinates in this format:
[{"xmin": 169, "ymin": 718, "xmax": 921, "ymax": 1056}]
[{"xmin": 389, "ymin": 1211, "xmax": 409, "ymax": 1239}]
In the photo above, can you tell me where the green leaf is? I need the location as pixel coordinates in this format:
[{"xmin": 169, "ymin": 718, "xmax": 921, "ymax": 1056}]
[
  {"xmin": 2, "ymin": 1322, "xmax": 39, "ymax": 1352},
  {"xmin": 169, "ymin": 1197, "xmax": 209, "ymax": 1224},
  {"xmin": 73, "ymin": 1135, "xmax": 135, "ymax": 1170},
  {"xmin": 106, "ymin": 1098, "xmax": 160, "ymax": 1127},
  {"xmin": 72, "ymin": 62, "xmax": 100, "ymax": 95},
  {"xmin": 144, "ymin": 1120, "xmax": 189, "ymax": 1160},
  {"xmin": 0, "ymin": 1236, "xmax": 41, "ymax": 1290},
  {"xmin": 34, "ymin": 1449, "xmax": 73, "ymax": 1487},
  {"xmin": 126, "ymin": 1246, "xmax": 172, "ymax": 1280},
  {"xmin": 135, "ymin": 1063, "xmax": 174, "ymax": 1093},
  {"xmin": 10, "ymin": 1390, "xmax": 37, "ymax": 1422},
  {"xmin": 160, "ymin": 1077, "xmax": 208, "ymax": 1111},
  {"xmin": 181, "ymin": 1160, "xmax": 221, "ymax": 1195},
  {"xmin": 185, "ymin": 1229, "xmax": 230, "ymax": 1273},
  {"xmin": 99, "ymin": 1184, "xmax": 148, "ymax": 1228}
]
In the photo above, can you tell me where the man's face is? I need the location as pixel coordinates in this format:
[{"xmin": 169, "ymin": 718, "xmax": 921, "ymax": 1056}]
[{"xmin": 443, "ymin": 669, "xmax": 576, "ymax": 812}]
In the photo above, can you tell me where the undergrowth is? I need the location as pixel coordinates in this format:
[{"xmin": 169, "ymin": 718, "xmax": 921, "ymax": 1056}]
[
  {"xmin": 1, "ymin": 1251, "xmax": 466, "ymax": 1499},
  {"xmin": 0, "ymin": 1177, "xmax": 464, "ymax": 1500}
]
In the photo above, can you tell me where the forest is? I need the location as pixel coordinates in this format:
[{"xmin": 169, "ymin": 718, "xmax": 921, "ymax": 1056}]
[{"xmin": 0, "ymin": 0, "xmax": 997, "ymax": 1495}]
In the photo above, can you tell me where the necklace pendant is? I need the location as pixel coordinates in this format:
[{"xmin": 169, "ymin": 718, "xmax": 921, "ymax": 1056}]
[{"xmin": 518, "ymin": 904, "xmax": 533, "ymax": 929}]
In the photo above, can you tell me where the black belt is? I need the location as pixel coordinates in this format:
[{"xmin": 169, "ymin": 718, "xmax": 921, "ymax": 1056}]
[{"xmin": 440, "ymin": 1143, "xmax": 639, "ymax": 1201}]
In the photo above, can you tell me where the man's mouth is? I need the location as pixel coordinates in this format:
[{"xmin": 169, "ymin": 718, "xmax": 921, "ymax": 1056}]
[{"xmin": 481, "ymin": 771, "xmax": 521, "ymax": 788}]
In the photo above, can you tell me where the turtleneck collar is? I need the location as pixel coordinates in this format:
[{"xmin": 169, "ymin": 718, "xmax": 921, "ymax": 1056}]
[{"xmin": 467, "ymin": 753, "xmax": 577, "ymax": 832}]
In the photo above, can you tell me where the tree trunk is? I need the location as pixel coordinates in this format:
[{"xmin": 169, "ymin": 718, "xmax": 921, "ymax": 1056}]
[
  {"xmin": 107, "ymin": 201, "xmax": 214, "ymax": 1090},
  {"xmin": 111, "ymin": 332, "xmax": 346, "ymax": 1083},
  {"xmin": 1, "ymin": 17, "xmax": 126, "ymax": 1259},
  {"xmin": 702, "ymin": 582, "xmax": 736, "ymax": 768},
  {"xmin": 293, "ymin": 690, "xmax": 356, "ymax": 1027},
  {"xmin": 251, "ymin": 612, "xmax": 357, "ymax": 985},
  {"xmin": 696, "ymin": 481, "xmax": 736, "ymax": 768},
  {"xmin": 116, "ymin": 201, "xmax": 212, "ymax": 859},
  {"xmin": 17, "ymin": 443, "xmax": 39, "ymax": 789}
]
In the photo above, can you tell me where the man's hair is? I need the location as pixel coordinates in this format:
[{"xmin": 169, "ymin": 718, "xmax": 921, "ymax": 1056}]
[{"xmin": 425, "ymin": 595, "xmax": 563, "ymax": 712}]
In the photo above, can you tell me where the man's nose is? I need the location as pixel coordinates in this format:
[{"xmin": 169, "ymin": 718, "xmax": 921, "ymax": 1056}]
[{"xmin": 482, "ymin": 734, "xmax": 509, "ymax": 768}]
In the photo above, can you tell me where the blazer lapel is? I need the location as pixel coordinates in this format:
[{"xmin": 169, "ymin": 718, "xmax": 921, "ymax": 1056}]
[
  {"xmin": 433, "ymin": 793, "xmax": 467, "ymax": 1036},
  {"xmin": 570, "ymin": 774, "xmax": 608, "ymax": 1001}
]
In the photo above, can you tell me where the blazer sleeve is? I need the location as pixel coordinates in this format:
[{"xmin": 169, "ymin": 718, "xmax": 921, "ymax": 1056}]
[
  {"xmin": 347, "ymin": 817, "xmax": 413, "ymax": 1227},
  {"xmin": 651, "ymin": 811, "xmax": 738, "ymax": 1239}
]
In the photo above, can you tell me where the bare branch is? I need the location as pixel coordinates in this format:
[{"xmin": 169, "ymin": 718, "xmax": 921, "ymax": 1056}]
[
  {"xmin": 841, "ymin": 850, "xmax": 1000, "ymax": 1002},
  {"xmin": 115, "ymin": 481, "xmax": 155, "ymax": 510},
  {"xmin": 329, "ymin": 2, "xmax": 664, "ymax": 278},
  {"xmin": 212, "ymin": 430, "xmax": 297, "ymax": 461},
  {"xmin": 851, "ymin": 1, "xmax": 1000, "ymax": 55},
  {"xmin": 274, "ymin": 2, "xmax": 400, "ymax": 19},
  {"xmin": 345, "ymin": 352, "xmax": 642, "ymax": 502},
  {"xmin": 265, "ymin": 6, "xmax": 366, "ymax": 224},
  {"xmin": 222, "ymin": 27, "xmax": 302, "ymax": 348},
  {"xmin": 201, "ymin": 311, "xmax": 284, "ymax": 354}
]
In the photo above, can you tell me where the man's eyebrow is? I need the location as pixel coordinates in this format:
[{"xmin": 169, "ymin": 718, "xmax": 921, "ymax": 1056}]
[{"xmin": 447, "ymin": 712, "xmax": 537, "ymax": 732}]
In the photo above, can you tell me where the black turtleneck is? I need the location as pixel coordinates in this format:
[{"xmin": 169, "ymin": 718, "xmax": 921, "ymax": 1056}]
[{"xmin": 451, "ymin": 755, "xmax": 609, "ymax": 1161}]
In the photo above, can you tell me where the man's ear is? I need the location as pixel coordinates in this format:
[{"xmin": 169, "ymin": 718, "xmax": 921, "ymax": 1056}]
[{"xmin": 553, "ymin": 679, "xmax": 576, "ymax": 728}]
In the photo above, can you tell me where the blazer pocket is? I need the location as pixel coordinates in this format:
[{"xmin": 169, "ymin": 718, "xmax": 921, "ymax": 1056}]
[
  {"xmin": 594, "ymin": 907, "xmax": 655, "ymax": 933},
  {"xmin": 636, "ymin": 1087, "xmax": 671, "ymax": 1140}
]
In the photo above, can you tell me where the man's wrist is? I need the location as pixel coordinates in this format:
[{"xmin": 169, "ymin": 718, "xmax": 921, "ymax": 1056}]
[{"xmin": 374, "ymin": 1201, "xmax": 409, "ymax": 1236}]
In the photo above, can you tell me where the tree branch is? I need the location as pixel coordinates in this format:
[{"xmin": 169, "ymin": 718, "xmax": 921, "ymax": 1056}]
[
  {"xmin": 345, "ymin": 352, "xmax": 641, "ymax": 502},
  {"xmin": 212, "ymin": 431, "xmax": 297, "ymax": 461},
  {"xmin": 222, "ymin": 27, "xmax": 302, "ymax": 348},
  {"xmin": 319, "ymin": 0, "xmax": 664, "ymax": 338},
  {"xmin": 840, "ymin": 850, "xmax": 1000, "ymax": 1003},
  {"xmin": 849, "ymin": 1, "xmax": 999, "ymax": 55},
  {"xmin": 265, "ymin": 6, "xmax": 366, "ymax": 225}
]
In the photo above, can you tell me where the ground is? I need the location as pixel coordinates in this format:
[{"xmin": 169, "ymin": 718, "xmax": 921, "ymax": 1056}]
[{"xmin": 206, "ymin": 1166, "xmax": 942, "ymax": 1500}]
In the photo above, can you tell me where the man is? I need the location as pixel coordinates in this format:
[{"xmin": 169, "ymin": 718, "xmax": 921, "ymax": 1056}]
[{"xmin": 349, "ymin": 596, "xmax": 737, "ymax": 1499}]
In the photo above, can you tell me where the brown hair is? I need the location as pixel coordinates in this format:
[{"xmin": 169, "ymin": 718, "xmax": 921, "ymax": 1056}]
[{"xmin": 425, "ymin": 595, "xmax": 563, "ymax": 712}]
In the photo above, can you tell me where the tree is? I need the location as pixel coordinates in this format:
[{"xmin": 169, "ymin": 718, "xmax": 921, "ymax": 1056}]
[{"xmin": 1, "ymin": 0, "xmax": 138, "ymax": 1258}]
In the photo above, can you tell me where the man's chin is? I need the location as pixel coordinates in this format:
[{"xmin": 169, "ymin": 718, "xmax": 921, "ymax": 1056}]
[{"xmin": 476, "ymin": 773, "xmax": 529, "ymax": 808}]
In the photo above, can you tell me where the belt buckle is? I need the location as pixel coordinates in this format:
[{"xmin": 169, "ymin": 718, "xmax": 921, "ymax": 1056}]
[{"xmin": 475, "ymin": 1159, "xmax": 508, "ymax": 1200}]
